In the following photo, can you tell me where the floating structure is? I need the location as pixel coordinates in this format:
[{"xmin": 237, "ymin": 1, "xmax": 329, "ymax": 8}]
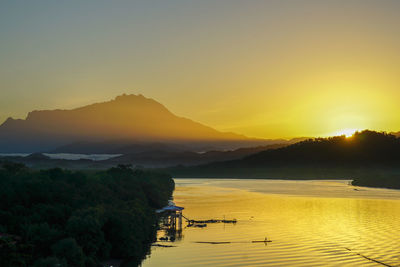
[
  {"xmin": 156, "ymin": 201, "xmax": 239, "ymax": 244},
  {"xmin": 186, "ymin": 218, "xmax": 237, "ymax": 225},
  {"xmin": 194, "ymin": 237, "xmax": 272, "ymax": 245}
]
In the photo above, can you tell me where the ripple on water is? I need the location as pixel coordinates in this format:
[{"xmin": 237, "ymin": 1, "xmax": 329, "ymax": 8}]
[{"xmin": 143, "ymin": 179, "xmax": 400, "ymax": 267}]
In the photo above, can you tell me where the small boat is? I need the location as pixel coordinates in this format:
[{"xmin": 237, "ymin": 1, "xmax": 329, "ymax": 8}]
[
  {"xmin": 195, "ymin": 241, "xmax": 231, "ymax": 244},
  {"xmin": 252, "ymin": 237, "xmax": 272, "ymax": 243}
]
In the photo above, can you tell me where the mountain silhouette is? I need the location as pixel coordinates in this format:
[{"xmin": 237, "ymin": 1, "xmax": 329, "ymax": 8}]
[
  {"xmin": 169, "ymin": 130, "xmax": 400, "ymax": 179},
  {"xmin": 0, "ymin": 94, "xmax": 277, "ymax": 153}
]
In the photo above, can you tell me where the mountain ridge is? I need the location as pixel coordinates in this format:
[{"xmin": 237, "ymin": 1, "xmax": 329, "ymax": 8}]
[{"xmin": 0, "ymin": 94, "xmax": 276, "ymax": 153}]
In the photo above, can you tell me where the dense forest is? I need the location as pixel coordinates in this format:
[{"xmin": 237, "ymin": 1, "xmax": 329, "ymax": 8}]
[
  {"xmin": 352, "ymin": 173, "xmax": 400, "ymax": 189},
  {"xmin": 0, "ymin": 163, "xmax": 174, "ymax": 266},
  {"xmin": 168, "ymin": 131, "xmax": 400, "ymax": 189}
]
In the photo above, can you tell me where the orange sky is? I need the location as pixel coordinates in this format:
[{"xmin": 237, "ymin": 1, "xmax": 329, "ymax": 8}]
[{"xmin": 1, "ymin": 1, "xmax": 400, "ymax": 139}]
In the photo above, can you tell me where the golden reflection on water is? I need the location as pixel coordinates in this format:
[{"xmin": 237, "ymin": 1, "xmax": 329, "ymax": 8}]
[{"xmin": 142, "ymin": 179, "xmax": 400, "ymax": 267}]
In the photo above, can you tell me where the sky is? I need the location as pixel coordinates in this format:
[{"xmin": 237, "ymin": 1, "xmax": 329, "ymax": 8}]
[{"xmin": 1, "ymin": 0, "xmax": 400, "ymax": 139}]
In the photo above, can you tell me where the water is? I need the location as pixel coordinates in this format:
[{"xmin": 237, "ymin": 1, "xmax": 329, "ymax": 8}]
[{"xmin": 142, "ymin": 179, "xmax": 400, "ymax": 267}]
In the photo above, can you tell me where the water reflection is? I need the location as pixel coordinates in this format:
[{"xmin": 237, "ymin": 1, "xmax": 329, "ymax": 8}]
[{"xmin": 143, "ymin": 179, "xmax": 400, "ymax": 266}]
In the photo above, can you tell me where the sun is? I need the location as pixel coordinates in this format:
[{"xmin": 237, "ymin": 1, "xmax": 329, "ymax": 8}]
[{"xmin": 332, "ymin": 128, "xmax": 359, "ymax": 138}]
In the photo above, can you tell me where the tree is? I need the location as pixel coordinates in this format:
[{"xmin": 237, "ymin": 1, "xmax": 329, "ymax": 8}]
[{"xmin": 51, "ymin": 238, "xmax": 85, "ymax": 267}]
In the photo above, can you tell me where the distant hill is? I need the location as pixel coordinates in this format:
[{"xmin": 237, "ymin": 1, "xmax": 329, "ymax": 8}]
[
  {"xmin": 237, "ymin": 130, "xmax": 400, "ymax": 165},
  {"xmin": 391, "ymin": 131, "xmax": 400, "ymax": 138},
  {"xmin": 0, "ymin": 94, "xmax": 285, "ymax": 153},
  {"xmin": 0, "ymin": 144, "xmax": 289, "ymax": 169},
  {"xmin": 50, "ymin": 138, "xmax": 302, "ymax": 154},
  {"xmin": 169, "ymin": 130, "xmax": 400, "ymax": 179},
  {"xmin": 104, "ymin": 143, "xmax": 288, "ymax": 167},
  {"xmin": 50, "ymin": 141, "xmax": 184, "ymax": 154}
]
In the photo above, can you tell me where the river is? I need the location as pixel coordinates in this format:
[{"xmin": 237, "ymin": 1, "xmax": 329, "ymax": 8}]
[{"xmin": 142, "ymin": 179, "xmax": 400, "ymax": 266}]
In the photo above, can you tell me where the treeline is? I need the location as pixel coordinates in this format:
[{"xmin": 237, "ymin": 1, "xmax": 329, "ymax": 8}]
[
  {"xmin": 168, "ymin": 131, "xmax": 400, "ymax": 188},
  {"xmin": 0, "ymin": 163, "xmax": 174, "ymax": 266},
  {"xmin": 352, "ymin": 172, "xmax": 400, "ymax": 189},
  {"xmin": 240, "ymin": 130, "xmax": 400, "ymax": 166}
]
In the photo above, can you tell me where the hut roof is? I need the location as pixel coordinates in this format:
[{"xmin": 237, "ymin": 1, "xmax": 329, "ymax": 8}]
[{"xmin": 156, "ymin": 205, "xmax": 184, "ymax": 213}]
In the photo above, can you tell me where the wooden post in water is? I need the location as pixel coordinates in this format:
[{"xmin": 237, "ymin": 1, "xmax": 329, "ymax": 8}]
[{"xmin": 178, "ymin": 211, "xmax": 182, "ymax": 230}]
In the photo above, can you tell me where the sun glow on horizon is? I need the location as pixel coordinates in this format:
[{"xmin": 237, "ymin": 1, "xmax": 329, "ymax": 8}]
[
  {"xmin": 331, "ymin": 128, "xmax": 360, "ymax": 138},
  {"xmin": 1, "ymin": 2, "xmax": 400, "ymax": 139}
]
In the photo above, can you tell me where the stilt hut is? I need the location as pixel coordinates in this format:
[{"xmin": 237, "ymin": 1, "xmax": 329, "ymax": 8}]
[{"xmin": 156, "ymin": 201, "xmax": 184, "ymax": 230}]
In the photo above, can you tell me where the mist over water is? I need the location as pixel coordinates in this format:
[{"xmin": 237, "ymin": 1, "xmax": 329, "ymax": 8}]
[{"xmin": 143, "ymin": 179, "xmax": 400, "ymax": 266}]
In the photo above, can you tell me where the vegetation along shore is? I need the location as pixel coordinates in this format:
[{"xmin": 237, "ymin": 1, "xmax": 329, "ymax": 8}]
[{"xmin": 0, "ymin": 163, "xmax": 174, "ymax": 266}]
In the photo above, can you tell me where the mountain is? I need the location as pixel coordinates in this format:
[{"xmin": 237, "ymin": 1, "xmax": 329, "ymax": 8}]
[
  {"xmin": 0, "ymin": 94, "xmax": 282, "ymax": 153},
  {"xmin": 50, "ymin": 141, "xmax": 185, "ymax": 154},
  {"xmin": 169, "ymin": 130, "xmax": 400, "ymax": 179}
]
